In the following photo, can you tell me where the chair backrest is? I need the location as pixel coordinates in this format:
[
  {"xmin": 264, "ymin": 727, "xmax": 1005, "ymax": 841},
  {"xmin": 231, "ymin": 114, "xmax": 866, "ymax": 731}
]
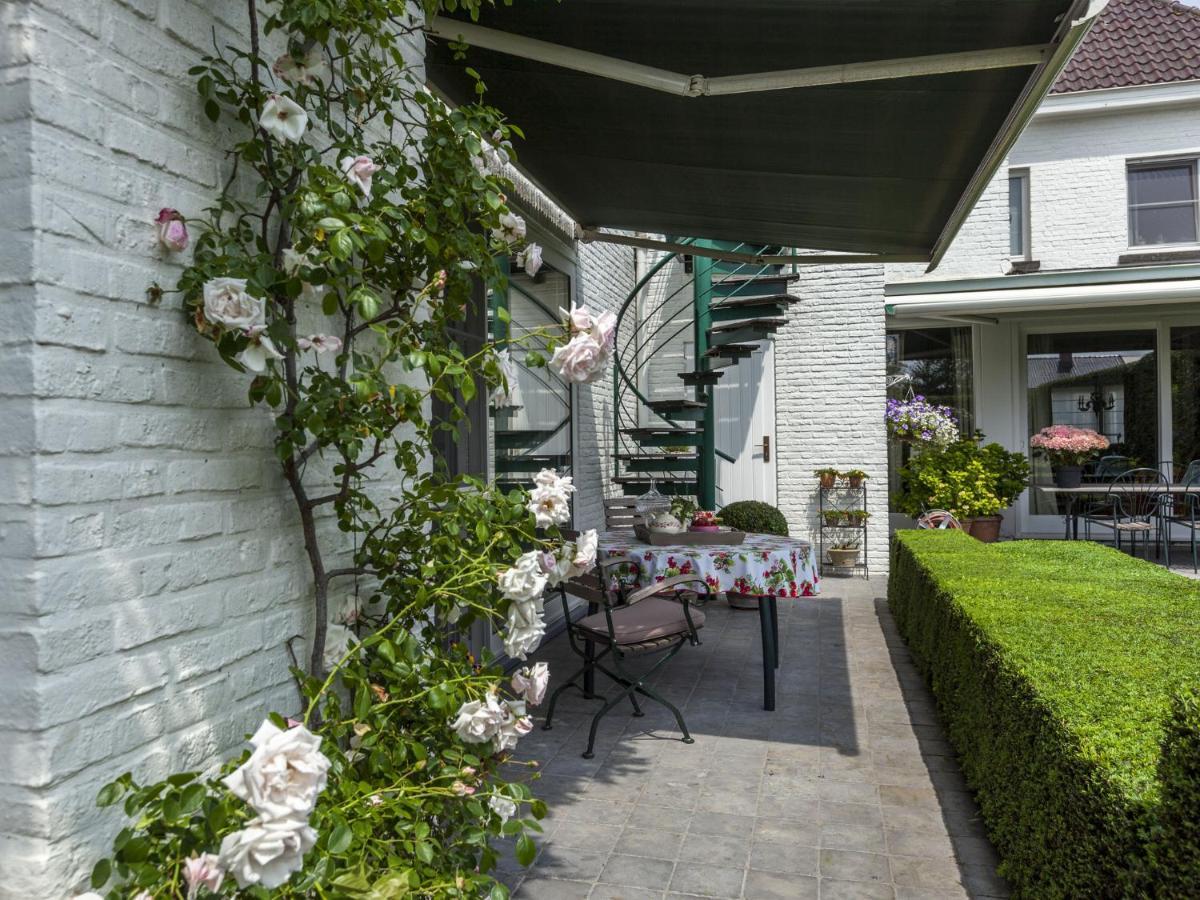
[
  {"xmin": 604, "ymin": 497, "xmax": 642, "ymax": 532},
  {"xmin": 1181, "ymin": 460, "xmax": 1200, "ymax": 487},
  {"xmin": 1095, "ymin": 455, "xmax": 1134, "ymax": 481},
  {"xmin": 1108, "ymin": 467, "xmax": 1169, "ymax": 519}
]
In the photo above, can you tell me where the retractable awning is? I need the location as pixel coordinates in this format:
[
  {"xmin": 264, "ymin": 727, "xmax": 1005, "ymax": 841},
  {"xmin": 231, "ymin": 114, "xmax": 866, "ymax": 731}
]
[{"xmin": 425, "ymin": 1, "xmax": 1107, "ymax": 269}]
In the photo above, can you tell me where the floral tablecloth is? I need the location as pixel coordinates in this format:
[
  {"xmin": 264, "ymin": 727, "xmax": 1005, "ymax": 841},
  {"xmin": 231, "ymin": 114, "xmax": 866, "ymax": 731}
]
[{"xmin": 597, "ymin": 531, "xmax": 820, "ymax": 598}]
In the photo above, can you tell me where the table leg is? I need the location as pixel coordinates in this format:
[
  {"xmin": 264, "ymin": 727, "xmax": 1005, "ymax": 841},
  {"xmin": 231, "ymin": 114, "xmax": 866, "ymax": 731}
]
[
  {"xmin": 758, "ymin": 597, "xmax": 776, "ymax": 711},
  {"xmin": 769, "ymin": 595, "xmax": 780, "ymax": 669}
]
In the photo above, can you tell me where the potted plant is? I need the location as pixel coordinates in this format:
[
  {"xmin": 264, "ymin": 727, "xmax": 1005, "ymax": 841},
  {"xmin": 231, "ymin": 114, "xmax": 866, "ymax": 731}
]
[
  {"xmin": 848, "ymin": 509, "xmax": 870, "ymax": 527},
  {"xmin": 815, "ymin": 467, "xmax": 839, "ymax": 489},
  {"xmin": 827, "ymin": 539, "xmax": 861, "ymax": 570},
  {"xmin": 1029, "ymin": 425, "xmax": 1110, "ymax": 488},
  {"xmin": 843, "ymin": 469, "xmax": 868, "ymax": 489},
  {"xmin": 885, "ymin": 396, "xmax": 960, "ymax": 448},
  {"xmin": 689, "ymin": 509, "xmax": 722, "ymax": 532},
  {"xmin": 896, "ymin": 437, "xmax": 1030, "ymax": 543},
  {"xmin": 822, "ymin": 509, "xmax": 842, "ymax": 527},
  {"xmin": 718, "ymin": 501, "xmax": 789, "ymax": 608}
]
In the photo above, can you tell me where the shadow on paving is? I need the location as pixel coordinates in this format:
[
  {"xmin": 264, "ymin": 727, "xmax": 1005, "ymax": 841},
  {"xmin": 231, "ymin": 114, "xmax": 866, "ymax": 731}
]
[{"xmin": 488, "ymin": 580, "xmax": 1011, "ymax": 899}]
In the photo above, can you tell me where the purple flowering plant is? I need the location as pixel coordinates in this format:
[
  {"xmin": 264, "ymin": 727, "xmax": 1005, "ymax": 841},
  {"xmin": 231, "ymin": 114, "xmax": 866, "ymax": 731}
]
[{"xmin": 885, "ymin": 396, "xmax": 960, "ymax": 447}]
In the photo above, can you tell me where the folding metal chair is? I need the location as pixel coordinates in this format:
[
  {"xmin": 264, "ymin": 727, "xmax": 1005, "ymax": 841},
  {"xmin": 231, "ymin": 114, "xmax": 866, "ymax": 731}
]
[
  {"xmin": 1083, "ymin": 467, "xmax": 1170, "ymax": 563},
  {"xmin": 544, "ymin": 558, "xmax": 711, "ymax": 758},
  {"xmin": 1165, "ymin": 461, "xmax": 1200, "ymax": 572}
]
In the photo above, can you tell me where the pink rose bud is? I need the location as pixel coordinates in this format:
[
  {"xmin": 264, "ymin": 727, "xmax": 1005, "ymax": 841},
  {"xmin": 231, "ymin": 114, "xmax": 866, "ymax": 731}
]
[{"xmin": 155, "ymin": 208, "xmax": 188, "ymax": 251}]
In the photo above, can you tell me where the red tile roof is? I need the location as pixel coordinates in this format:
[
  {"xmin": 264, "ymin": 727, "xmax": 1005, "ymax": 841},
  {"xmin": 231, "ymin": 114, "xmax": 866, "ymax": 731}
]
[{"xmin": 1051, "ymin": 0, "xmax": 1200, "ymax": 93}]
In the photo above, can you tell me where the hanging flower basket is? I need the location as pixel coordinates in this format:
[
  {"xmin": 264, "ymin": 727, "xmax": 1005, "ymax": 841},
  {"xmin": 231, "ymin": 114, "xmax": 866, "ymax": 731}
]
[{"xmin": 885, "ymin": 397, "xmax": 960, "ymax": 448}]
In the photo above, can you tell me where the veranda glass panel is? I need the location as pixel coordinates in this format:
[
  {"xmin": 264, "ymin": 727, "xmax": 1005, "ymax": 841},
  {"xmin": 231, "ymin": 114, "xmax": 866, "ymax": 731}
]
[
  {"xmin": 1026, "ymin": 330, "xmax": 1157, "ymax": 515},
  {"xmin": 1171, "ymin": 326, "xmax": 1200, "ymax": 478},
  {"xmin": 886, "ymin": 327, "xmax": 974, "ymax": 507},
  {"xmin": 491, "ymin": 264, "xmax": 573, "ymax": 487}
]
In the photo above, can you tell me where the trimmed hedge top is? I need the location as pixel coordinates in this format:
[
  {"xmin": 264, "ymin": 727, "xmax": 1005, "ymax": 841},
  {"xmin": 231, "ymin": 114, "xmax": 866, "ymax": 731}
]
[
  {"xmin": 897, "ymin": 531, "xmax": 1200, "ymax": 801},
  {"xmin": 718, "ymin": 500, "xmax": 789, "ymax": 537}
]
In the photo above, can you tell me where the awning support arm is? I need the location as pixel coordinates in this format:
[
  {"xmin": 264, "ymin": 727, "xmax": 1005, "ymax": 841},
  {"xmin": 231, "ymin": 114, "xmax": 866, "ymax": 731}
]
[
  {"xmin": 578, "ymin": 229, "xmax": 928, "ymax": 266},
  {"xmin": 426, "ymin": 17, "xmax": 1049, "ymax": 97}
]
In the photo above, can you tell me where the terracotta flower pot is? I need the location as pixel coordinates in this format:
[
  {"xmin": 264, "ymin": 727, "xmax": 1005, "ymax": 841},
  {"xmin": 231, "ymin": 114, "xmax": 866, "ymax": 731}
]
[
  {"xmin": 964, "ymin": 515, "xmax": 1002, "ymax": 543},
  {"xmin": 827, "ymin": 548, "xmax": 861, "ymax": 569},
  {"xmin": 847, "ymin": 477, "xmax": 864, "ymax": 489},
  {"xmin": 819, "ymin": 474, "xmax": 837, "ymax": 489}
]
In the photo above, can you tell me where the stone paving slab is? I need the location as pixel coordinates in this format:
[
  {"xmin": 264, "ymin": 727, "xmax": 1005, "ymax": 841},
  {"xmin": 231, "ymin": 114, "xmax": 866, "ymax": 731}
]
[{"xmin": 499, "ymin": 576, "xmax": 1009, "ymax": 899}]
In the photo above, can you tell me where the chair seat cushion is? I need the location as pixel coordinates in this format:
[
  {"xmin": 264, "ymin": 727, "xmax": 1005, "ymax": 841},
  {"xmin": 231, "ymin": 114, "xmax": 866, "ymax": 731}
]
[{"xmin": 575, "ymin": 596, "xmax": 705, "ymax": 645}]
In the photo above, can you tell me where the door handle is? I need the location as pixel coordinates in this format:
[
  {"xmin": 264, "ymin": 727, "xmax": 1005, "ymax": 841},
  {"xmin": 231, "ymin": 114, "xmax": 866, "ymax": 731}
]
[{"xmin": 761, "ymin": 435, "xmax": 770, "ymax": 463}]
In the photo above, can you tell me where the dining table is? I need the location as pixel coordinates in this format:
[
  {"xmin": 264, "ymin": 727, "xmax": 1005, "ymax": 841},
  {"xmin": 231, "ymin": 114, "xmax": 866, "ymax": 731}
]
[
  {"xmin": 596, "ymin": 530, "xmax": 820, "ymax": 711},
  {"xmin": 1036, "ymin": 483, "xmax": 1200, "ymax": 540}
]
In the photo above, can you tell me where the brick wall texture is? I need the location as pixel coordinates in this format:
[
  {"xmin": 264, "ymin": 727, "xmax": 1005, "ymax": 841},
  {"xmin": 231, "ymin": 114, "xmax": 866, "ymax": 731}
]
[{"xmin": 0, "ymin": 2, "xmax": 633, "ymax": 896}]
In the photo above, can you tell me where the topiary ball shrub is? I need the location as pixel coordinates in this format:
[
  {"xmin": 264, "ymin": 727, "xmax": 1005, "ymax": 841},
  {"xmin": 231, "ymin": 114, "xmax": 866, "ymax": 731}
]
[{"xmin": 719, "ymin": 500, "xmax": 788, "ymax": 537}]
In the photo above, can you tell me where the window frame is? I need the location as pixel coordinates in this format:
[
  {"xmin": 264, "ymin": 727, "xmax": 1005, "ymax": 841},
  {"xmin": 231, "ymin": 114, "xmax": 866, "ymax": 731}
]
[
  {"xmin": 1126, "ymin": 156, "xmax": 1200, "ymax": 249},
  {"xmin": 1008, "ymin": 168, "xmax": 1032, "ymax": 260}
]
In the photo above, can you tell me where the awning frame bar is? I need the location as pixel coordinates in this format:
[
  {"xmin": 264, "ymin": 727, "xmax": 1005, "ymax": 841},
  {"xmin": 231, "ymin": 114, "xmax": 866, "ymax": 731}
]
[
  {"xmin": 578, "ymin": 229, "xmax": 927, "ymax": 266},
  {"xmin": 426, "ymin": 17, "xmax": 1049, "ymax": 98}
]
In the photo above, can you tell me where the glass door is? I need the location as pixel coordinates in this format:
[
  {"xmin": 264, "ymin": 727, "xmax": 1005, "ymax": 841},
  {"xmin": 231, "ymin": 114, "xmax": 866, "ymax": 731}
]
[
  {"xmin": 1025, "ymin": 329, "xmax": 1158, "ymax": 522},
  {"xmin": 1171, "ymin": 326, "xmax": 1200, "ymax": 479}
]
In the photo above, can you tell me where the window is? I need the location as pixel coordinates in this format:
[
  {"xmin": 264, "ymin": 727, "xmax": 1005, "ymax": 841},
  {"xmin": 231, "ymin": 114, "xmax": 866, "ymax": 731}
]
[
  {"xmin": 1172, "ymin": 326, "xmax": 1200, "ymax": 476},
  {"xmin": 1127, "ymin": 159, "xmax": 1199, "ymax": 247},
  {"xmin": 886, "ymin": 327, "xmax": 974, "ymax": 509},
  {"xmin": 1008, "ymin": 170, "xmax": 1031, "ymax": 258},
  {"xmin": 1025, "ymin": 330, "xmax": 1157, "ymax": 516}
]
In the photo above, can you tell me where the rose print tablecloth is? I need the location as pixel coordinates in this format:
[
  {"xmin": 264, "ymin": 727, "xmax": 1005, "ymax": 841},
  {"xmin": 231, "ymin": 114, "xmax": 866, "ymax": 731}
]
[{"xmin": 597, "ymin": 531, "xmax": 819, "ymax": 597}]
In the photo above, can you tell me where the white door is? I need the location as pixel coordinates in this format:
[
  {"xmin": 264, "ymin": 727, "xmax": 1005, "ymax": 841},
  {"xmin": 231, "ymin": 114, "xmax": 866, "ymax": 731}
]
[{"xmin": 714, "ymin": 340, "xmax": 777, "ymax": 506}]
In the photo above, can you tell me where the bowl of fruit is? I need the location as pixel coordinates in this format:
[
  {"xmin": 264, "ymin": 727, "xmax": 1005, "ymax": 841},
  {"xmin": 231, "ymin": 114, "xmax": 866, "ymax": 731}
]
[{"xmin": 689, "ymin": 510, "xmax": 722, "ymax": 533}]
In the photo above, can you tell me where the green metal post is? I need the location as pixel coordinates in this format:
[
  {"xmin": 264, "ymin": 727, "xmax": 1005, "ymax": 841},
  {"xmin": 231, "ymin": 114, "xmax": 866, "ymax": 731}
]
[{"xmin": 692, "ymin": 242, "xmax": 716, "ymax": 509}]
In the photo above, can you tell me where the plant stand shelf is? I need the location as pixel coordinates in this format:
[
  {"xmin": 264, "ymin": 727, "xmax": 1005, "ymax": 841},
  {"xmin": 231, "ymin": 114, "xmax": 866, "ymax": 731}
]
[{"xmin": 818, "ymin": 483, "xmax": 869, "ymax": 579}]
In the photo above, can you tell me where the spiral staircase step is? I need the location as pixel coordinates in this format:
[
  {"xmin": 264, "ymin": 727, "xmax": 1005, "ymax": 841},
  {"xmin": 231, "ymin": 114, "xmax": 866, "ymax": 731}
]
[
  {"xmin": 613, "ymin": 476, "xmax": 699, "ymax": 496},
  {"xmin": 647, "ymin": 399, "xmax": 707, "ymax": 421},
  {"xmin": 617, "ymin": 453, "xmax": 700, "ymax": 473},
  {"xmin": 623, "ymin": 427, "xmax": 704, "ymax": 448},
  {"xmin": 494, "ymin": 428, "xmax": 559, "ymax": 450},
  {"xmin": 711, "ymin": 272, "xmax": 798, "ymax": 296},
  {"xmin": 678, "ymin": 370, "xmax": 725, "ymax": 385},
  {"xmin": 494, "ymin": 453, "xmax": 572, "ymax": 473}
]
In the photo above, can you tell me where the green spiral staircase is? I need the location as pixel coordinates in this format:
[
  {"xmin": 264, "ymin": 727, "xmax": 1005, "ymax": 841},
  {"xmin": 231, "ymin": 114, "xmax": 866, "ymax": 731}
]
[{"xmin": 612, "ymin": 239, "xmax": 800, "ymax": 508}]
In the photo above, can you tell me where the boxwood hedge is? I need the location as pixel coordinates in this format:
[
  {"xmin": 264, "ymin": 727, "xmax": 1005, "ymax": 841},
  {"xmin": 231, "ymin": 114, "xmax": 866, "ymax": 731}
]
[{"xmin": 889, "ymin": 531, "xmax": 1200, "ymax": 898}]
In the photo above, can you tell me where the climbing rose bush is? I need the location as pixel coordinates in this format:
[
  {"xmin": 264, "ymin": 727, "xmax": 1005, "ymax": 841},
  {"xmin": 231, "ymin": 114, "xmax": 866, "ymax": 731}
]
[{"xmin": 86, "ymin": 1, "xmax": 597, "ymax": 897}]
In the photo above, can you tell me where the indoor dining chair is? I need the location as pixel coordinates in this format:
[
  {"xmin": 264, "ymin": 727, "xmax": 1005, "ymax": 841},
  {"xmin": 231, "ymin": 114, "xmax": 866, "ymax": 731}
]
[
  {"xmin": 1082, "ymin": 467, "xmax": 1170, "ymax": 563},
  {"xmin": 543, "ymin": 558, "xmax": 710, "ymax": 758}
]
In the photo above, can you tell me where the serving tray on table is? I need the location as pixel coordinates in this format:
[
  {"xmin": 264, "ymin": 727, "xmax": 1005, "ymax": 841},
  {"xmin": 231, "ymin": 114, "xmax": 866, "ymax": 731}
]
[{"xmin": 634, "ymin": 525, "xmax": 746, "ymax": 546}]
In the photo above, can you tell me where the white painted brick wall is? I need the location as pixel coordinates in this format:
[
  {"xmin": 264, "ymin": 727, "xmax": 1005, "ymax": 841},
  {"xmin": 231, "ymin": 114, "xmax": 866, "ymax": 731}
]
[
  {"xmin": 574, "ymin": 238, "xmax": 636, "ymax": 532},
  {"xmin": 0, "ymin": 5, "xmax": 635, "ymax": 896},
  {"xmin": 775, "ymin": 264, "xmax": 890, "ymax": 576},
  {"xmin": 889, "ymin": 100, "xmax": 1200, "ymax": 282}
]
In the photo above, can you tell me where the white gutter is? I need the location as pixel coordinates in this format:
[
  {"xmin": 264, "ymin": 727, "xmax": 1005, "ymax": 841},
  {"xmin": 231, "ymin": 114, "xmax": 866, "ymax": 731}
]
[
  {"xmin": 1035, "ymin": 80, "xmax": 1200, "ymax": 119},
  {"xmin": 425, "ymin": 17, "xmax": 1048, "ymax": 98},
  {"xmin": 886, "ymin": 277, "xmax": 1200, "ymax": 318}
]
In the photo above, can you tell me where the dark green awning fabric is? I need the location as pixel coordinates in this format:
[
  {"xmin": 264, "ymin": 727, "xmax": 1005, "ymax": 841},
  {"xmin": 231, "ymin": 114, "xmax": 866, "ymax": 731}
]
[{"xmin": 427, "ymin": 1, "xmax": 1090, "ymax": 259}]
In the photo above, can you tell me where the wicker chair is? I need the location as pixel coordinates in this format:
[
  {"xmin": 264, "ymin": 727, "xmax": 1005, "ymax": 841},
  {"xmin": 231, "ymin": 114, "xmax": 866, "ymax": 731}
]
[
  {"xmin": 544, "ymin": 558, "xmax": 710, "ymax": 758},
  {"xmin": 1082, "ymin": 467, "xmax": 1170, "ymax": 562}
]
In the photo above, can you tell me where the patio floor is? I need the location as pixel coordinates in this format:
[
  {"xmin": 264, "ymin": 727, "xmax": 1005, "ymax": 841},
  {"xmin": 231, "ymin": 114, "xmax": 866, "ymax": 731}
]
[{"xmin": 499, "ymin": 577, "xmax": 1010, "ymax": 899}]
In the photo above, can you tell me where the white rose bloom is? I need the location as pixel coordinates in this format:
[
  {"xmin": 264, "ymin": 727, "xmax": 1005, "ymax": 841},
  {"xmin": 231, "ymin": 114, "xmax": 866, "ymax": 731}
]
[
  {"xmin": 498, "ymin": 551, "xmax": 548, "ymax": 603},
  {"xmin": 217, "ymin": 815, "xmax": 316, "ymax": 890},
  {"xmin": 322, "ymin": 623, "xmax": 359, "ymax": 673},
  {"xmin": 221, "ymin": 720, "xmax": 330, "ymax": 819},
  {"xmin": 591, "ymin": 310, "xmax": 618, "ymax": 351},
  {"xmin": 489, "ymin": 794, "xmax": 518, "ymax": 823},
  {"xmin": 259, "ymin": 94, "xmax": 308, "ymax": 144},
  {"xmin": 491, "ymin": 348, "xmax": 524, "ymax": 410},
  {"xmin": 339, "ymin": 155, "xmax": 380, "ymax": 198},
  {"xmin": 562, "ymin": 303, "xmax": 593, "ymax": 334},
  {"xmin": 548, "ymin": 332, "xmax": 609, "ymax": 384},
  {"xmin": 236, "ymin": 333, "xmax": 284, "ymax": 374},
  {"xmin": 532, "ymin": 468, "xmax": 574, "ymax": 492},
  {"xmin": 272, "ymin": 47, "xmax": 326, "ymax": 85},
  {"xmin": 504, "ymin": 603, "xmax": 546, "ymax": 660},
  {"xmin": 450, "ymin": 692, "xmax": 505, "ymax": 745},
  {"xmin": 511, "ymin": 661, "xmax": 550, "ymax": 706},
  {"xmin": 491, "ymin": 211, "xmax": 525, "ymax": 246},
  {"xmin": 572, "ymin": 529, "xmax": 598, "ymax": 574},
  {"xmin": 527, "ymin": 484, "xmax": 572, "ymax": 528},
  {"xmin": 495, "ymin": 699, "xmax": 534, "ymax": 752},
  {"xmin": 203, "ymin": 278, "xmax": 264, "ymax": 330},
  {"xmin": 517, "ymin": 242, "xmax": 543, "ymax": 277}
]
